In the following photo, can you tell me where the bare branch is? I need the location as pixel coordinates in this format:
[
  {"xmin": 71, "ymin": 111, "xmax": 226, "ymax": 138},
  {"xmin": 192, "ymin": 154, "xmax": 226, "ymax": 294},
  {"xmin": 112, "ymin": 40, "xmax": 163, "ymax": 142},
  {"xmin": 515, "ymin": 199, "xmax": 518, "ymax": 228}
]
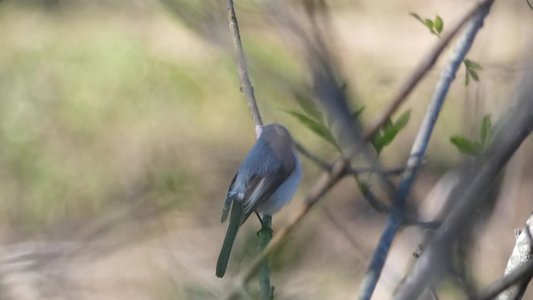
[
  {"xmin": 294, "ymin": 141, "xmax": 332, "ymax": 171},
  {"xmin": 296, "ymin": 140, "xmax": 407, "ymax": 177},
  {"xmin": 492, "ymin": 213, "xmax": 533, "ymax": 300},
  {"xmin": 226, "ymin": 0, "xmax": 263, "ymax": 133},
  {"xmin": 359, "ymin": 2, "xmax": 495, "ymax": 299},
  {"xmin": 476, "ymin": 260, "xmax": 533, "ymax": 300},
  {"xmin": 224, "ymin": 1, "xmax": 270, "ymax": 298},
  {"xmin": 394, "ymin": 63, "xmax": 533, "ymax": 300},
  {"xmin": 347, "ymin": 166, "xmax": 408, "ymax": 177},
  {"xmin": 356, "ymin": 184, "xmax": 390, "ymax": 213}
]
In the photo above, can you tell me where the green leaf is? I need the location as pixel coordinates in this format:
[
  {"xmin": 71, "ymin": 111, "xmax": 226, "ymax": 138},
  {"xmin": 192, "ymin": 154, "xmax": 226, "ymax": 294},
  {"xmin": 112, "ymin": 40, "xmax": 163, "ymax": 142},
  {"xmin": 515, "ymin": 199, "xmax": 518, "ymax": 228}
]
[
  {"xmin": 464, "ymin": 59, "xmax": 482, "ymax": 71},
  {"xmin": 480, "ymin": 115, "xmax": 492, "ymax": 146},
  {"xmin": 371, "ymin": 133, "xmax": 386, "ymax": 154},
  {"xmin": 372, "ymin": 110, "xmax": 411, "ymax": 154},
  {"xmin": 464, "ymin": 59, "xmax": 482, "ymax": 86},
  {"xmin": 356, "ymin": 179, "xmax": 370, "ymax": 193},
  {"xmin": 381, "ymin": 121, "xmax": 396, "ymax": 142},
  {"xmin": 409, "ymin": 12, "xmax": 442, "ymax": 36},
  {"xmin": 373, "ymin": 129, "xmax": 395, "ymax": 154},
  {"xmin": 409, "ymin": 12, "xmax": 444, "ymax": 36},
  {"xmin": 351, "ymin": 106, "xmax": 366, "ymax": 119},
  {"xmin": 409, "ymin": 12, "xmax": 425, "ymax": 24},
  {"xmin": 434, "ymin": 15, "xmax": 444, "ymax": 34},
  {"xmin": 394, "ymin": 110, "xmax": 411, "ymax": 132},
  {"xmin": 468, "ymin": 69, "xmax": 479, "ymax": 82},
  {"xmin": 450, "ymin": 136, "xmax": 483, "ymax": 156},
  {"xmin": 284, "ymin": 110, "xmax": 338, "ymax": 148},
  {"xmin": 424, "ymin": 19, "xmax": 437, "ymax": 35},
  {"xmin": 293, "ymin": 90, "xmax": 323, "ymax": 122},
  {"xmin": 382, "ymin": 118, "xmax": 395, "ymax": 133}
]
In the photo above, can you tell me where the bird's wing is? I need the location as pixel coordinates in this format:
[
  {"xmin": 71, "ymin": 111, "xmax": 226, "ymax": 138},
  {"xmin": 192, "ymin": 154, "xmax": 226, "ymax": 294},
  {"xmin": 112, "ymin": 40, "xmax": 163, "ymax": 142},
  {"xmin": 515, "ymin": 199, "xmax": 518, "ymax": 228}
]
[
  {"xmin": 220, "ymin": 173, "xmax": 238, "ymax": 223},
  {"xmin": 225, "ymin": 137, "xmax": 297, "ymax": 224},
  {"xmin": 241, "ymin": 170, "xmax": 289, "ymax": 219}
]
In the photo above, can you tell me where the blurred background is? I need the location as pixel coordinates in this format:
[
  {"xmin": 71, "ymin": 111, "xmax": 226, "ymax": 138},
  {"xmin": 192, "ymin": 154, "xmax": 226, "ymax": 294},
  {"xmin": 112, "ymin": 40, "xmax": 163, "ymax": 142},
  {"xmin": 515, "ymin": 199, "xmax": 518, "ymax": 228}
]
[{"xmin": 0, "ymin": 0, "xmax": 532, "ymax": 299}]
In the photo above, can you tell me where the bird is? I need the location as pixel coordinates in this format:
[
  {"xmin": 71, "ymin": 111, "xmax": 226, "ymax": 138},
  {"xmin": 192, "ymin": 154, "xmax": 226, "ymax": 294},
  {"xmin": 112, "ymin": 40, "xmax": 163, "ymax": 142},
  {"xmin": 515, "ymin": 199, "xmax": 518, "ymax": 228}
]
[{"xmin": 216, "ymin": 123, "xmax": 302, "ymax": 278}]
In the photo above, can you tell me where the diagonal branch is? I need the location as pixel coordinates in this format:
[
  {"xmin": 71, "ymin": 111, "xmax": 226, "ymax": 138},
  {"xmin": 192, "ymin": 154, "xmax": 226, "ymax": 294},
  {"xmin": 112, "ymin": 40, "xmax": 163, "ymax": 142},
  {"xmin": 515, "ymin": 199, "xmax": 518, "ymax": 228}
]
[
  {"xmin": 365, "ymin": 0, "xmax": 494, "ymax": 139},
  {"xmin": 294, "ymin": 141, "xmax": 332, "ymax": 171},
  {"xmin": 476, "ymin": 259, "xmax": 533, "ymax": 300},
  {"xmin": 358, "ymin": 2, "xmax": 495, "ymax": 299},
  {"xmin": 492, "ymin": 213, "xmax": 533, "ymax": 300},
  {"xmin": 394, "ymin": 58, "xmax": 533, "ymax": 300},
  {"xmin": 296, "ymin": 141, "xmax": 408, "ymax": 177}
]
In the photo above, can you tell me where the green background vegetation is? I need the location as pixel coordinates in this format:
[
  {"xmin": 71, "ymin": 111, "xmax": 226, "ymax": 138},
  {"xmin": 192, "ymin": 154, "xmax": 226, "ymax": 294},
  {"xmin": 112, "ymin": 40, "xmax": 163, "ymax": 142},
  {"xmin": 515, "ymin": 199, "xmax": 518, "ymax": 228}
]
[{"xmin": 0, "ymin": 1, "xmax": 531, "ymax": 299}]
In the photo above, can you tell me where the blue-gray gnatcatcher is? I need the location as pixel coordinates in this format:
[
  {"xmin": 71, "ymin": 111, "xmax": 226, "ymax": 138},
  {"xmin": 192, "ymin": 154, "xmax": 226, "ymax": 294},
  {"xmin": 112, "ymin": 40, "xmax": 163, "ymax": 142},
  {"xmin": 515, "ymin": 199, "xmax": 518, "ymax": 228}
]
[{"xmin": 216, "ymin": 124, "xmax": 302, "ymax": 278}]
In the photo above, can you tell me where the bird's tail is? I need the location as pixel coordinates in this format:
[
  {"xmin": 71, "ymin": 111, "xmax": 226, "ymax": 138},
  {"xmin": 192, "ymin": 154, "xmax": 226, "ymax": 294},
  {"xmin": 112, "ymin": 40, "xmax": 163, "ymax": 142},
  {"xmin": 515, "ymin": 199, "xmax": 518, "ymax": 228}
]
[{"xmin": 216, "ymin": 201, "xmax": 242, "ymax": 278}]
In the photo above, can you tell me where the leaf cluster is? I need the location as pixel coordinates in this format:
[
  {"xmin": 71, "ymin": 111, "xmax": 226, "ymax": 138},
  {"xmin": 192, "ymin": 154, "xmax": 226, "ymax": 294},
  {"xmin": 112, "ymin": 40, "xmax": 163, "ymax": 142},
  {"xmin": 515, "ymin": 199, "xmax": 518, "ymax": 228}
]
[
  {"xmin": 285, "ymin": 91, "xmax": 410, "ymax": 156},
  {"xmin": 450, "ymin": 115, "xmax": 493, "ymax": 156},
  {"xmin": 283, "ymin": 91, "xmax": 340, "ymax": 150},
  {"xmin": 371, "ymin": 111, "xmax": 411, "ymax": 154},
  {"xmin": 410, "ymin": 13, "xmax": 483, "ymax": 86},
  {"xmin": 410, "ymin": 13, "xmax": 444, "ymax": 37},
  {"xmin": 464, "ymin": 58, "xmax": 483, "ymax": 86}
]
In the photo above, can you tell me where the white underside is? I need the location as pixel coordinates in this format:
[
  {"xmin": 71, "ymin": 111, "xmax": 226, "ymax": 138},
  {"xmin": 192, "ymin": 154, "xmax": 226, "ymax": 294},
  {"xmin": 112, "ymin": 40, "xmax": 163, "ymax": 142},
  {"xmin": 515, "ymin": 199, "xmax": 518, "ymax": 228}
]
[{"xmin": 256, "ymin": 156, "xmax": 302, "ymax": 215}]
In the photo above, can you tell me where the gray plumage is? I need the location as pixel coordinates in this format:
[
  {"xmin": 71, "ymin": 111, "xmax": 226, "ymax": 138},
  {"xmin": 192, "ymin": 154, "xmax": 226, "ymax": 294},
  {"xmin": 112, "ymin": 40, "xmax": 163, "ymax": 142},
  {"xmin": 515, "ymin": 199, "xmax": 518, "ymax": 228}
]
[{"xmin": 216, "ymin": 124, "xmax": 302, "ymax": 278}]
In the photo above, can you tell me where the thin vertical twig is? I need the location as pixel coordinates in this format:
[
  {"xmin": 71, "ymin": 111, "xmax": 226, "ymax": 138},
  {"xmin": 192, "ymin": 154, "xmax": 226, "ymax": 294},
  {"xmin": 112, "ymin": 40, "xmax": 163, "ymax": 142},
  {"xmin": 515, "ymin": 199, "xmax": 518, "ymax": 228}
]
[
  {"xmin": 226, "ymin": 0, "xmax": 263, "ymax": 133},
  {"xmin": 257, "ymin": 216, "xmax": 273, "ymax": 300},
  {"xmin": 225, "ymin": 1, "xmax": 272, "ymax": 298},
  {"xmin": 358, "ymin": 2, "xmax": 494, "ymax": 299}
]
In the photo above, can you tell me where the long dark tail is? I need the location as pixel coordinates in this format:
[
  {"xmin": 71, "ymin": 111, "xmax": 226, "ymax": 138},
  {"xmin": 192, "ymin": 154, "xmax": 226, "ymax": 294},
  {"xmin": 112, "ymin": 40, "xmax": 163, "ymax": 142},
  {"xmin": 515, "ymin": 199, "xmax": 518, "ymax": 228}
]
[{"xmin": 216, "ymin": 201, "xmax": 242, "ymax": 278}]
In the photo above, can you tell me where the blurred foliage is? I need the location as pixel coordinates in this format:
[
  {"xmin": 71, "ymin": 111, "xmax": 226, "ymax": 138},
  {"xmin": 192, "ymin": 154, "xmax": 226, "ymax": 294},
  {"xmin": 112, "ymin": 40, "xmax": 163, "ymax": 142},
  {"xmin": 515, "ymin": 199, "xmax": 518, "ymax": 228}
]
[
  {"xmin": 450, "ymin": 115, "xmax": 493, "ymax": 156},
  {"xmin": 371, "ymin": 110, "xmax": 411, "ymax": 155},
  {"xmin": 410, "ymin": 11, "xmax": 483, "ymax": 87},
  {"xmin": 0, "ymin": 1, "xmax": 527, "ymax": 299},
  {"xmin": 409, "ymin": 13, "xmax": 444, "ymax": 37},
  {"xmin": 464, "ymin": 58, "xmax": 483, "ymax": 86},
  {"xmin": 0, "ymin": 3, "xmax": 221, "ymax": 232},
  {"xmin": 0, "ymin": 0, "xmax": 474, "ymax": 242}
]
